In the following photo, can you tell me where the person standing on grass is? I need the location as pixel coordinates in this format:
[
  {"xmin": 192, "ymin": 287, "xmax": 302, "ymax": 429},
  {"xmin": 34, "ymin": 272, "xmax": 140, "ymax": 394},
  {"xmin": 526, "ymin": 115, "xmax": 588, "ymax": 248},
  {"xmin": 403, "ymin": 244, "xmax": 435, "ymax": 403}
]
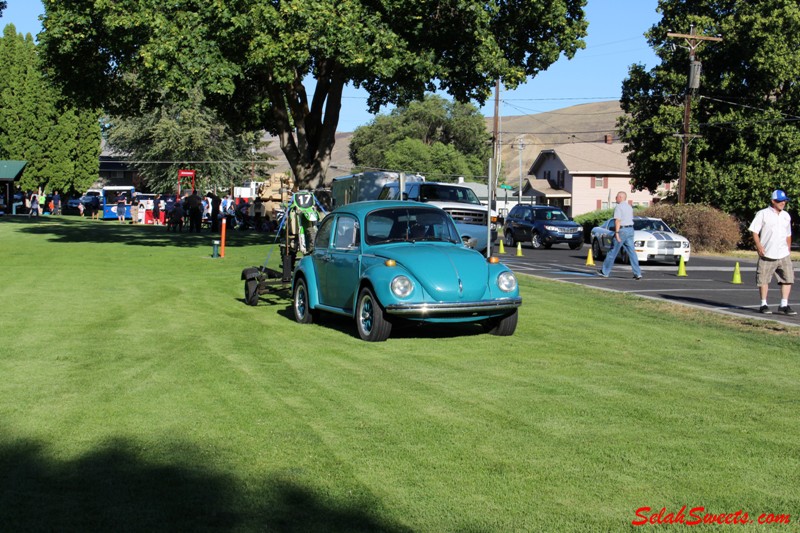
[
  {"xmin": 52, "ymin": 191, "xmax": 61, "ymax": 215},
  {"xmin": 152, "ymin": 194, "xmax": 161, "ymax": 225},
  {"xmin": 597, "ymin": 191, "xmax": 642, "ymax": 280},
  {"xmin": 209, "ymin": 192, "xmax": 221, "ymax": 233},
  {"xmin": 116, "ymin": 194, "xmax": 127, "ymax": 223},
  {"xmin": 749, "ymin": 189, "xmax": 796, "ymax": 315},
  {"xmin": 90, "ymin": 195, "xmax": 100, "ymax": 219},
  {"xmin": 185, "ymin": 190, "xmax": 203, "ymax": 232},
  {"xmin": 28, "ymin": 192, "xmax": 39, "ymax": 218}
]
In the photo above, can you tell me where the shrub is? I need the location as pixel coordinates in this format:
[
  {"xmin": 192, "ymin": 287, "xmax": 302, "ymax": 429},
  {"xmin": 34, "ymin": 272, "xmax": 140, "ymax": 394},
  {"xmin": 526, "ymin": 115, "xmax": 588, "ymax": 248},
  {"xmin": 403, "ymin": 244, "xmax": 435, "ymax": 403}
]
[{"xmin": 639, "ymin": 203, "xmax": 741, "ymax": 253}]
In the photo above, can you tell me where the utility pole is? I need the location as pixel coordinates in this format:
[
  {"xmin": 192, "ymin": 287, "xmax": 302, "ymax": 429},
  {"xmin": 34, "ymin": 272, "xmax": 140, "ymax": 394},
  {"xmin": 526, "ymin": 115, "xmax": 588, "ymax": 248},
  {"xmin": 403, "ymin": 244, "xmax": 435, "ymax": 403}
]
[
  {"xmin": 485, "ymin": 79, "xmax": 501, "ymax": 257},
  {"xmin": 516, "ymin": 137, "xmax": 524, "ymax": 204},
  {"xmin": 667, "ymin": 25, "xmax": 722, "ymax": 203}
]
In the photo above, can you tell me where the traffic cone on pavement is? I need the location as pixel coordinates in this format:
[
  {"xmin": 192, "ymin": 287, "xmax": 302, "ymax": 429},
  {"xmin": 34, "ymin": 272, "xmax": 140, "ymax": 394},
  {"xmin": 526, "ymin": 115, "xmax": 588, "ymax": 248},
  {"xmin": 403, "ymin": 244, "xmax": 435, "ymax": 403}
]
[
  {"xmin": 732, "ymin": 262, "xmax": 742, "ymax": 284},
  {"xmin": 516, "ymin": 242, "xmax": 523, "ymax": 257},
  {"xmin": 498, "ymin": 239, "xmax": 506, "ymax": 254},
  {"xmin": 677, "ymin": 256, "xmax": 687, "ymax": 277},
  {"xmin": 585, "ymin": 248, "xmax": 595, "ymax": 266}
]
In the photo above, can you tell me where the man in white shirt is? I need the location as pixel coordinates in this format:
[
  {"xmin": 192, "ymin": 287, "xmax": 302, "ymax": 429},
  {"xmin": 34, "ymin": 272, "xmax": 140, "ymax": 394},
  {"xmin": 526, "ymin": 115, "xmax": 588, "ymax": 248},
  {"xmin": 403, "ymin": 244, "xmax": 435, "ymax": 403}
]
[
  {"xmin": 598, "ymin": 191, "xmax": 643, "ymax": 280},
  {"xmin": 748, "ymin": 189, "xmax": 795, "ymax": 315}
]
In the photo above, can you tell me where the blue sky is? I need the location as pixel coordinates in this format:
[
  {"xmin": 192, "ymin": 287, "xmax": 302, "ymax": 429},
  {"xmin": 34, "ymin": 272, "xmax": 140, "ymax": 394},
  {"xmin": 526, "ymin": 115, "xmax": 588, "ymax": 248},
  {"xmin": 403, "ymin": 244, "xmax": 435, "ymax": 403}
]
[{"xmin": 2, "ymin": 0, "xmax": 661, "ymax": 131}]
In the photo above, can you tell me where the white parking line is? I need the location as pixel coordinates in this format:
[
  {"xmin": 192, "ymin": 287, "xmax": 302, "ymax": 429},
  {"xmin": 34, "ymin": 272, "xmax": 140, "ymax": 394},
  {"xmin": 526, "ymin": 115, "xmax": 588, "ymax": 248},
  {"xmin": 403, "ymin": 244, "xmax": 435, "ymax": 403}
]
[{"xmin": 642, "ymin": 265, "xmax": 756, "ymax": 272}]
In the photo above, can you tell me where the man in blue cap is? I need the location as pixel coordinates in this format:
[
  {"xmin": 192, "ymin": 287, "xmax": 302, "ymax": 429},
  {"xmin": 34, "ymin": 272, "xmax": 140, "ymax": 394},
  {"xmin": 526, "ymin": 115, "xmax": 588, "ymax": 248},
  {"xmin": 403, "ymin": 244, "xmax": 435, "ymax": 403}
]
[{"xmin": 748, "ymin": 189, "xmax": 795, "ymax": 315}]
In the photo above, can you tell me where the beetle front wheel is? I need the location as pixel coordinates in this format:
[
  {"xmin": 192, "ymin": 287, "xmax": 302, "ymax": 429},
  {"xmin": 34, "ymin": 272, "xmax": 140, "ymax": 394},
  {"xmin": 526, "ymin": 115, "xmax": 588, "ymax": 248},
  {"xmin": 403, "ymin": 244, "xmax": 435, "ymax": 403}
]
[
  {"xmin": 356, "ymin": 287, "xmax": 392, "ymax": 342},
  {"xmin": 486, "ymin": 309, "xmax": 518, "ymax": 336}
]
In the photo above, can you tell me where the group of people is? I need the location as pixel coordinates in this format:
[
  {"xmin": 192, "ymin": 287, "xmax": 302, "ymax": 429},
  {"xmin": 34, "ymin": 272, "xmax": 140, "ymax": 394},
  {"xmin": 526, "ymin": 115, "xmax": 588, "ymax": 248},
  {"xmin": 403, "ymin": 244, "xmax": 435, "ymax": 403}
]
[
  {"xmin": 158, "ymin": 190, "xmax": 223, "ymax": 233},
  {"xmin": 221, "ymin": 195, "xmax": 276, "ymax": 232},
  {"xmin": 598, "ymin": 189, "xmax": 795, "ymax": 316},
  {"xmin": 21, "ymin": 190, "xmax": 61, "ymax": 217}
]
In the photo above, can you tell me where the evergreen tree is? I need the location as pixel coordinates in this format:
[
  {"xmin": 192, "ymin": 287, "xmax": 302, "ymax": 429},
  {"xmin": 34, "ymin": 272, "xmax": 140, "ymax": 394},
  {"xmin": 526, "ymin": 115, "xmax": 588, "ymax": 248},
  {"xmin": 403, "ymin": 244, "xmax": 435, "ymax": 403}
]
[
  {"xmin": 0, "ymin": 24, "xmax": 100, "ymax": 194},
  {"xmin": 106, "ymin": 89, "xmax": 273, "ymax": 193}
]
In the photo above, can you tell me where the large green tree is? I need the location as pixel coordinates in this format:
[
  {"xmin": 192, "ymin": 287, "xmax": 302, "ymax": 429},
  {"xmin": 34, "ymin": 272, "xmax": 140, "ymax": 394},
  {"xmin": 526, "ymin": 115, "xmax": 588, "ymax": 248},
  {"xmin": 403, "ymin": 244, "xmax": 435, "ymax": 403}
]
[
  {"xmin": 349, "ymin": 94, "xmax": 490, "ymax": 181},
  {"xmin": 106, "ymin": 89, "xmax": 273, "ymax": 193},
  {"xmin": 40, "ymin": 0, "xmax": 587, "ymax": 189},
  {"xmin": 0, "ymin": 24, "xmax": 100, "ymax": 194},
  {"xmin": 618, "ymin": 0, "xmax": 800, "ymax": 220}
]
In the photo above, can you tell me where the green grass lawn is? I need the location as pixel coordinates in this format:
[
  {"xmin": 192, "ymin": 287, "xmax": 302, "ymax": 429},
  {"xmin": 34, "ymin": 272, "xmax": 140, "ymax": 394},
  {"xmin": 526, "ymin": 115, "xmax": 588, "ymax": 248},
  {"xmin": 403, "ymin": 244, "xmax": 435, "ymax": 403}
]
[{"xmin": 1, "ymin": 216, "xmax": 799, "ymax": 532}]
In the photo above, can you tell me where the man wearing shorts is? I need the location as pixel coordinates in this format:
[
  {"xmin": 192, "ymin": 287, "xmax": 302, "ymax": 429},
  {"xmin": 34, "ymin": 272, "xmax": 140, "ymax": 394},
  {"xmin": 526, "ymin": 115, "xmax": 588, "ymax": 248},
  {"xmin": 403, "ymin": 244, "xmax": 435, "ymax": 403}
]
[{"xmin": 749, "ymin": 189, "xmax": 796, "ymax": 315}]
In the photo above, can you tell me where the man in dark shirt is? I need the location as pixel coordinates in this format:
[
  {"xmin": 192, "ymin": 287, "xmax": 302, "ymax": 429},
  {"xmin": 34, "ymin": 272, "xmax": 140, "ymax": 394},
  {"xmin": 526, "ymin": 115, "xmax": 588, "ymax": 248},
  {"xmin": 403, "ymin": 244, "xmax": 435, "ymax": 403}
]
[{"xmin": 185, "ymin": 190, "xmax": 203, "ymax": 232}]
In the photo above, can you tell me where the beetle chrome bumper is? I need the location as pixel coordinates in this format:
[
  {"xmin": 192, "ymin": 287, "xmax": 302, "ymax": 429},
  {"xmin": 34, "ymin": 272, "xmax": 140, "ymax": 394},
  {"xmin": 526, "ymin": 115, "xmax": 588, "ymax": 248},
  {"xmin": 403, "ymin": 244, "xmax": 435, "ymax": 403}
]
[{"xmin": 384, "ymin": 298, "xmax": 522, "ymax": 316}]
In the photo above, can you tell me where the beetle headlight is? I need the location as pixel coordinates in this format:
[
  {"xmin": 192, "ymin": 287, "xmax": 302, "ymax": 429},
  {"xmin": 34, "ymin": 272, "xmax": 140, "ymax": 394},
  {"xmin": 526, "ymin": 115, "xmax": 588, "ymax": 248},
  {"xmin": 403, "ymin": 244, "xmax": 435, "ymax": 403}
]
[
  {"xmin": 391, "ymin": 275, "xmax": 414, "ymax": 298},
  {"xmin": 497, "ymin": 271, "xmax": 517, "ymax": 292}
]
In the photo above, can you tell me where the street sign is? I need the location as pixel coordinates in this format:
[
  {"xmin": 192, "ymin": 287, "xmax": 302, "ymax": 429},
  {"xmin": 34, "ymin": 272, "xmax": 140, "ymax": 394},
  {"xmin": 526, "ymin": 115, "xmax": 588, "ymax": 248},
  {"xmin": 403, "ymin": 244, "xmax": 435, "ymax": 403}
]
[{"xmin": 499, "ymin": 184, "xmax": 513, "ymax": 190}]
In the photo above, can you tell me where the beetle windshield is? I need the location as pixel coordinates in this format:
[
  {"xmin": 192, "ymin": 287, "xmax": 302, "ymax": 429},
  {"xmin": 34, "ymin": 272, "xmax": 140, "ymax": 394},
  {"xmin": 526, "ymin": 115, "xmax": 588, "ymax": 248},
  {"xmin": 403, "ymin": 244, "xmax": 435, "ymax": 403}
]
[{"xmin": 365, "ymin": 207, "xmax": 461, "ymax": 245}]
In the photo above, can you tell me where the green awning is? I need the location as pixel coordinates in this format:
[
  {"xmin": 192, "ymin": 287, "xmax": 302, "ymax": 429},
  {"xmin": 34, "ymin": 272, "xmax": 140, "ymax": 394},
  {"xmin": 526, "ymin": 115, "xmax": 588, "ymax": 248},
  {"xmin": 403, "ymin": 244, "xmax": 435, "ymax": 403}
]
[{"xmin": 0, "ymin": 161, "xmax": 27, "ymax": 181}]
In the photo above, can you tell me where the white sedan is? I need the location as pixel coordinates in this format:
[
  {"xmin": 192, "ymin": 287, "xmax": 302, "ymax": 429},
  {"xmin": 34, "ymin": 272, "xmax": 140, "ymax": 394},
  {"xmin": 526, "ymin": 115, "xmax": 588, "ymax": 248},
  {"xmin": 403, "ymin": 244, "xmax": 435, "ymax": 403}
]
[{"xmin": 590, "ymin": 216, "xmax": 691, "ymax": 265}]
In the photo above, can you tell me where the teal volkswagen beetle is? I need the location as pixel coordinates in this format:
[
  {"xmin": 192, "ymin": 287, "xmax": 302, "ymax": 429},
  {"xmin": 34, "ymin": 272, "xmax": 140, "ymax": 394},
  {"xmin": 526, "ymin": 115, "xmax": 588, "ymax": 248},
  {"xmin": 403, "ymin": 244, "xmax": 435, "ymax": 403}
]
[{"xmin": 292, "ymin": 201, "xmax": 522, "ymax": 341}]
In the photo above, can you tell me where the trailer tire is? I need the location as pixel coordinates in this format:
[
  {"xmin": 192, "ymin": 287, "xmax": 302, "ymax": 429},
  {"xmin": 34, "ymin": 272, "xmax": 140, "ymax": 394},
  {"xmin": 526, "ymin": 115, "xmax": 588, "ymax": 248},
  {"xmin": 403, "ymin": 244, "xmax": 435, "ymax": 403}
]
[{"xmin": 244, "ymin": 279, "xmax": 259, "ymax": 306}]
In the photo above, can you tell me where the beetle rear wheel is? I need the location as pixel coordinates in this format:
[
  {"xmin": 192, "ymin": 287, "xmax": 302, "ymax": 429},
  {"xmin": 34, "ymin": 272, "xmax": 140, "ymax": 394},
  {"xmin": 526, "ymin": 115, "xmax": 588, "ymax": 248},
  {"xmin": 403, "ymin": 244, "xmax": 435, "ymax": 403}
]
[{"xmin": 356, "ymin": 287, "xmax": 392, "ymax": 342}]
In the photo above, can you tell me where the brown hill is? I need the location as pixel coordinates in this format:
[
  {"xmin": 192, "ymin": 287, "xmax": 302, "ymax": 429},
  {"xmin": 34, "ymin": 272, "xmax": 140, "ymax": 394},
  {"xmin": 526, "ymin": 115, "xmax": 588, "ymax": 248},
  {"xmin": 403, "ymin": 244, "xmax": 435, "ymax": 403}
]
[{"xmin": 263, "ymin": 100, "xmax": 623, "ymax": 182}]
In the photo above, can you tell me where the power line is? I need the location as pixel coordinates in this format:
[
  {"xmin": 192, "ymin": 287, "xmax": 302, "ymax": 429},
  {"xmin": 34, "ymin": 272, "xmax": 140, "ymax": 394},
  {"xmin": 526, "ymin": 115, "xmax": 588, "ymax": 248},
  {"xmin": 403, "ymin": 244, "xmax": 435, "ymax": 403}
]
[{"xmin": 699, "ymin": 95, "xmax": 800, "ymax": 120}]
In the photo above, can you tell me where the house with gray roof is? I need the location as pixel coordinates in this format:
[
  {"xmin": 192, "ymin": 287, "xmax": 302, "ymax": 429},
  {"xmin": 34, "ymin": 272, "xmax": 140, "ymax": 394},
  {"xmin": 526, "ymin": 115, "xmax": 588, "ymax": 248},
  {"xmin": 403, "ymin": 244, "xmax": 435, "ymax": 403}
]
[{"xmin": 523, "ymin": 138, "xmax": 671, "ymax": 217}]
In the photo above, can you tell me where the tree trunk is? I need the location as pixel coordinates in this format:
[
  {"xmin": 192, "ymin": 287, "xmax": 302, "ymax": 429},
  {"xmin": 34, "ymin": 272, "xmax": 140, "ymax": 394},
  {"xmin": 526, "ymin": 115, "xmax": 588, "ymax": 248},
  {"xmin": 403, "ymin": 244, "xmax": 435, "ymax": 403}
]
[{"xmin": 269, "ymin": 62, "xmax": 345, "ymax": 191}]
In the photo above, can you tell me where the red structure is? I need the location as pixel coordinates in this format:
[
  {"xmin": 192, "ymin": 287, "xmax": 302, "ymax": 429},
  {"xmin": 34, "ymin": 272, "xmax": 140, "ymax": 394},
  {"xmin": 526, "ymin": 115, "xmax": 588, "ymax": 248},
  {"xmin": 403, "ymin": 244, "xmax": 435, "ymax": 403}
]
[{"xmin": 177, "ymin": 169, "xmax": 196, "ymax": 197}]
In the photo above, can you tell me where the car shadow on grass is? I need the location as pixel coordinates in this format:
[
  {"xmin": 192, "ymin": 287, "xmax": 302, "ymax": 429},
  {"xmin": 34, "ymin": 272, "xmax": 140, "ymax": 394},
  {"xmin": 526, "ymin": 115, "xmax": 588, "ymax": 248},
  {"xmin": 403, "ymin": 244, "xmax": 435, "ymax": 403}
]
[
  {"xmin": 0, "ymin": 437, "xmax": 411, "ymax": 532},
  {"xmin": 8, "ymin": 216, "xmax": 270, "ymax": 249}
]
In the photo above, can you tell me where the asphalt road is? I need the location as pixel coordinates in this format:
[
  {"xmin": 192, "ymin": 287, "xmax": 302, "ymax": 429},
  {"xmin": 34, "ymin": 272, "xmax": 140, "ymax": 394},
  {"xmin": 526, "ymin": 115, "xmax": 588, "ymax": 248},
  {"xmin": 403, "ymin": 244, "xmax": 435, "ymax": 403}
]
[{"xmin": 496, "ymin": 242, "xmax": 800, "ymax": 327}]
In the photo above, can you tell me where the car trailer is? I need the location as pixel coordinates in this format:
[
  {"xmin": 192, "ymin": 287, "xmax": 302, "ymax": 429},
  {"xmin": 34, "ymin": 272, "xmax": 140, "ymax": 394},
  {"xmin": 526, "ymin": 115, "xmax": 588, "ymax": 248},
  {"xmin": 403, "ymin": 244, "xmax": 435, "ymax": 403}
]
[
  {"xmin": 241, "ymin": 190, "xmax": 322, "ymax": 306},
  {"xmin": 241, "ymin": 248, "xmax": 297, "ymax": 305}
]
